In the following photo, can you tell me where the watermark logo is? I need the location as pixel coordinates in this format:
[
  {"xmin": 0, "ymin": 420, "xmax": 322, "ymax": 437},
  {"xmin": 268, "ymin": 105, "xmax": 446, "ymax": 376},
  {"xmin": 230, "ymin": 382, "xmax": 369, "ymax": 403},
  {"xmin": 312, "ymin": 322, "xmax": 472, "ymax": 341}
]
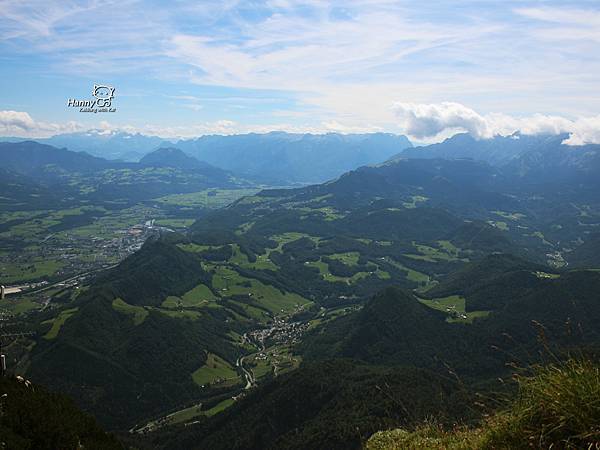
[
  {"xmin": 67, "ymin": 84, "xmax": 117, "ymax": 113},
  {"xmin": 92, "ymin": 84, "xmax": 115, "ymax": 107}
]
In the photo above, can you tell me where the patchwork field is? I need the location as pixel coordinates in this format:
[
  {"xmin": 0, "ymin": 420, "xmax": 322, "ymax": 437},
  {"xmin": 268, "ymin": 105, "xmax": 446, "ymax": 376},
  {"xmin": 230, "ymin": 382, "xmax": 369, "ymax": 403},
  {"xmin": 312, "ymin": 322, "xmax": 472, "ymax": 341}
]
[
  {"xmin": 155, "ymin": 188, "xmax": 260, "ymax": 209},
  {"xmin": 0, "ymin": 188, "xmax": 259, "ymax": 286}
]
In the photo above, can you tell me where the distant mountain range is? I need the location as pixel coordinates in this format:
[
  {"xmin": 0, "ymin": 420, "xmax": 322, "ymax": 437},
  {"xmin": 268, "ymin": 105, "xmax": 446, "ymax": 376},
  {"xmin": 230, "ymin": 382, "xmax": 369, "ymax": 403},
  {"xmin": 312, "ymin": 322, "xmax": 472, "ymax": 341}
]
[
  {"xmin": 396, "ymin": 132, "xmax": 600, "ymax": 183},
  {"xmin": 174, "ymin": 132, "xmax": 413, "ymax": 183},
  {"xmin": 397, "ymin": 132, "xmax": 557, "ymax": 165},
  {"xmin": 6, "ymin": 129, "xmax": 600, "ymax": 186},
  {"xmin": 5, "ymin": 130, "xmax": 599, "ymax": 182},
  {"xmin": 36, "ymin": 130, "xmax": 170, "ymax": 162},
  {"xmin": 1, "ymin": 131, "xmax": 413, "ymax": 184}
]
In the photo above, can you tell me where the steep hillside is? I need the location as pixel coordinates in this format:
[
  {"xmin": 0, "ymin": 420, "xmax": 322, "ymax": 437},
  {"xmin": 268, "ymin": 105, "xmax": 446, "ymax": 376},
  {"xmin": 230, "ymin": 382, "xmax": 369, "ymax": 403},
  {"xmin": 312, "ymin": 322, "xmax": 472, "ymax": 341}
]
[
  {"xmin": 367, "ymin": 359, "xmax": 600, "ymax": 450},
  {"xmin": 424, "ymin": 253, "xmax": 552, "ymax": 311},
  {"xmin": 299, "ymin": 287, "xmax": 456, "ymax": 367},
  {"xmin": 0, "ymin": 141, "xmax": 113, "ymax": 177},
  {"xmin": 153, "ymin": 360, "xmax": 473, "ymax": 450},
  {"xmin": 567, "ymin": 233, "xmax": 600, "ymax": 268},
  {"xmin": 28, "ymin": 293, "xmax": 239, "ymax": 429},
  {"xmin": 95, "ymin": 239, "xmax": 212, "ymax": 306},
  {"xmin": 443, "ymin": 221, "xmax": 520, "ymax": 255},
  {"xmin": 301, "ymin": 269, "xmax": 600, "ymax": 377},
  {"xmin": 0, "ymin": 376, "xmax": 122, "ymax": 450},
  {"xmin": 150, "ymin": 269, "xmax": 600, "ymax": 449},
  {"xmin": 27, "ymin": 240, "xmax": 243, "ymax": 428}
]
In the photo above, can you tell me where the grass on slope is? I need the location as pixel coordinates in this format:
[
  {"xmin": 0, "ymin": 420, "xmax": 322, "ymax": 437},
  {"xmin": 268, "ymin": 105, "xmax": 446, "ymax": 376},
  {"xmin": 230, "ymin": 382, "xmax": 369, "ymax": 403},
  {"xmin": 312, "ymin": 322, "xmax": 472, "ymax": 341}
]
[
  {"xmin": 229, "ymin": 243, "xmax": 278, "ymax": 271},
  {"xmin": 112, "ymin": 298, "xmax": 148, "ymax": 325},
  {"xmin": 114, "ymin": 296, "xmax": 201, "ymax": 322},
  {"xmin": 212, "ymin": 266, "xmax": 310, "ymax": 315},
  {"xmin": 155, "ymin": 308, "xmax": 202, "ymax": 320},
  {"xmin": 168, "ymin": 398, "xmax": 236, "ymax": 426},
  {"xmin": 161, "ymin": 284, "xmax": 216, "ymax": 309},
  {"xmin": 268, "ymin": 232, "xmax": 321, "ymax": 252},
  {"xmin": 143, "ymin": 397, "xmax": 237, "ymax": 429},
  {"xmin": 404, "ymin": 242, "xmax": 466, "ymax": 263},
  {"xmin": 328, "ymin": 251, "xmax": 361, "ymax": 265},
  {"xmin": 367, "ymin": 358, "xmax": 600, "ymax": 450},
  {"xmin": 382, "ymin": 257, "xmax": 431, "ymax": 285},
  {"xmin": 418, "ymin": 295, "xmax": 490, "ymax": 324},
  {"xmin": 192, "ymin": 353, "xmax": 239, "ymax": 387},
  {"xmin": 42, "ymin": 307, "xmax": 79, "ymax": 339},
  {"xmin": 403, "ymin": 195, "xmax": 429, "ymax": 208},
  {"xmin": 205, "ymin": 398, "xmax": 235, "ymax": 417},
  {"xmin": 181, "ymin": 284, "xmax": 216, "ymax": 306},
  {"xmin": 306, "ymin": 258, "xmax": 389, "ymax": 284}
]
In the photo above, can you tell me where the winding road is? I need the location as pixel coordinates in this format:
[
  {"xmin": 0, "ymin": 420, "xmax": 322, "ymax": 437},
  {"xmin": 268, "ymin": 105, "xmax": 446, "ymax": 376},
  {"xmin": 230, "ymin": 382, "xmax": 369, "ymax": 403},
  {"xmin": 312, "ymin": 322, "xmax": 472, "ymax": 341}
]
[{"xmin": 236, "ymin": 356, "xmax": 255, "ymax": 389}]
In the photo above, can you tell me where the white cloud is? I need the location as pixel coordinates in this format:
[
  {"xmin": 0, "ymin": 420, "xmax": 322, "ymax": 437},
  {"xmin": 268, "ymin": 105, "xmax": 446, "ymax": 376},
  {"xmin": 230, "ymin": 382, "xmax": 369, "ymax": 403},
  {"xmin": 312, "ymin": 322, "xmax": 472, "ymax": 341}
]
[
  {"xmin": 1, "ymin": 2, "xmax": 600, "ymax": 136},
  {"xmin": 393, "ymin": 102, "xmax": 491, "ymax": 140},
  {"xmin": 0, "ymin": 111, "xmax": 383, "ymax": 140},
  {"xmin": 561, "ymin": 116, "xmax": 600, "ymax": 145},
  {"xmin": 514, "ymin": 7, "xmax": 600, "ymax": 42},
  {"xmin": 0, "ymin": 110, "xmax": 84, "ymax": 137},
  {"xmin": 0, "ymin": 110, "xmax": 36, "ymax": 130},
  {"xmin": 161, "ymin": 3, "xmax": 600, "ymax": 123},
  {"xmin": 1, "ymin": 1, "xmax": 600, "ymax": 126},
  {"xmin": 392, "ymin": 102, "xmax": 600, "ymax": 145},
  {"xmin": 515, "ymin": 7, "xmax": 600, "ymax": 27},
  {"xmin": 3, "ymin": 106, "xmax": 600, "ymax": 145},
  {"xmin": 166, "ymin": 6, "xmax": 493, "ymax": 91}
]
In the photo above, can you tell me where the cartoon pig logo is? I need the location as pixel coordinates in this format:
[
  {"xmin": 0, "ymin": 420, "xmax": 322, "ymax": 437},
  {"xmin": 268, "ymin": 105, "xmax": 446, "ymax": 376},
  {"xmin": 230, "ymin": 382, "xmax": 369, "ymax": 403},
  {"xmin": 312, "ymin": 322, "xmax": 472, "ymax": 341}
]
[{"xmin": 92, "ymin": 84, "xmax": 115, "ymax": 107}]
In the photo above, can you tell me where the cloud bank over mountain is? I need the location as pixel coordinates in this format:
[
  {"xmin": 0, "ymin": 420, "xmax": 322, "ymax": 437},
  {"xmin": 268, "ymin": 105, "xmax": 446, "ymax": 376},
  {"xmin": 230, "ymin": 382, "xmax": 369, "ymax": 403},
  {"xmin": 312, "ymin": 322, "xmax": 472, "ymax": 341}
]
[
  {"xmin": 0, "ymin": 110, "xmax": 83, "ymax": 137},
  {"xmin": 393, "ymin": 102, "xmax": 600, "ymax": 145},
  {"xmin": 0, "ymin": 110, "xmax": 383, "ymax": 140},
  {"xmin": 3, "ymin": 104, "xmax": 600, "ymax": 146}
]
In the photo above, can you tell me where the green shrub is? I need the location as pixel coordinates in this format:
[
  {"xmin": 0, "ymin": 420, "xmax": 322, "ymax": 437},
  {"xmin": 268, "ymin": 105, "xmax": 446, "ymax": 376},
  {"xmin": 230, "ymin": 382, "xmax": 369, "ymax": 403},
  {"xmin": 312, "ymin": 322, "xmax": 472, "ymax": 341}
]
[
  {"xmin": 483, "ymin": 358, "xmax": 600, "ymax": 449},
  {"xmin": 367, "ymin": 423, "xmax": 483, "ymax": 450},
  {"xmin": 367, "ymin": 358, "xmax": 600, "ymax": 450}
]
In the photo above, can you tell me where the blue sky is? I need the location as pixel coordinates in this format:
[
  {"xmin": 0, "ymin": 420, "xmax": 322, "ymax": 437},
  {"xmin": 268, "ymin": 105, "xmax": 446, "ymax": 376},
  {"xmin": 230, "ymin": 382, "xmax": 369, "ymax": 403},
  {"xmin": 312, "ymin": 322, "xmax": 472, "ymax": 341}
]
[{"xmin": 0, "ymin": 0, "xmax": 599, "ymax": 143}]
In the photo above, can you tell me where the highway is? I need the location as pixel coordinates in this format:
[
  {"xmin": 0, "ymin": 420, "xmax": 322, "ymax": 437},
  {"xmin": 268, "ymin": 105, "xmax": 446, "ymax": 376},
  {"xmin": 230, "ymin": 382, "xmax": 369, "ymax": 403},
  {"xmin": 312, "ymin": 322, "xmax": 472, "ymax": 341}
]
[
  {"xmin": 2, "ymin": 264, "xmax": 119, "ymax": 299},
  {"xmin": 2, "ymin": 286, "xmax": 24, "ymax": 295}
]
